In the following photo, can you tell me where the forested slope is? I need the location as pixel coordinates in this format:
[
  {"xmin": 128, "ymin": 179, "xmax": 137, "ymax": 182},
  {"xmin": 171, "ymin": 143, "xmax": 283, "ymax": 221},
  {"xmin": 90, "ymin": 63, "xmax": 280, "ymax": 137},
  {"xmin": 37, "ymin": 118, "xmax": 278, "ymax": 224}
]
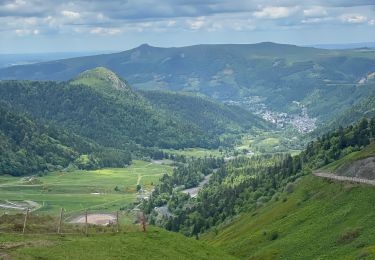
[
  {"xmin": 0, "ymin": 104, "xmax": 131, "ymax": 176},
  {"xmin": 141, "ymin": 90, "xmax": 269, "ymax": 135},
  {"xmin": 0, "ymin": 69, "xmax": 217, "ymax": 150}
]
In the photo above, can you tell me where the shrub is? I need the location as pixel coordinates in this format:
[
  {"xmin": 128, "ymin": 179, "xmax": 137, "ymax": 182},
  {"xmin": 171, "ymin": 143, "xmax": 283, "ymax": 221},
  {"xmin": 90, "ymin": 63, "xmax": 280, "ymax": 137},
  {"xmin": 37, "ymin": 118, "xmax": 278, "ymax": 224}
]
[
  {"xmin": 285, "ymin": 183, "xmax": 294, "ymax": 194},
  {"xmin": 337, "ymin": 228, "xmax": 361, "ymax": 244},
  {"xmin": 269, "ymin": 231, "xmax": 279, "ymax": 241}
]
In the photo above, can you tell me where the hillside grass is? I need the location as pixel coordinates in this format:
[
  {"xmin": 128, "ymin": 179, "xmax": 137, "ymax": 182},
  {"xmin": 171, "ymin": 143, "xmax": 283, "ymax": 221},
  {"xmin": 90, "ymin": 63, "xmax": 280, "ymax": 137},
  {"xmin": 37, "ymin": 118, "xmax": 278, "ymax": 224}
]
[
  {"xmin": 0, "ymin": 160, "xmax": 172, "ymax": 216},
  {"xmin": 204, "ymin": 175, "xmax": 375, "ymax": 259},
  {"xmin": 1, "ymin": 227, "xmax": 236, "ymax": 260}
]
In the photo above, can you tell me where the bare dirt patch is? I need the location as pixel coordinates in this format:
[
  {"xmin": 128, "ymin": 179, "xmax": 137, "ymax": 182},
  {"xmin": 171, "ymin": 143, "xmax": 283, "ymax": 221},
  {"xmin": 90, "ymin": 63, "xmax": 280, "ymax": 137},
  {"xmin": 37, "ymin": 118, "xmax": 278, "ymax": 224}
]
[{"xmin": 69, "ymin": 213, "xmax": 116, "ymax": 225}]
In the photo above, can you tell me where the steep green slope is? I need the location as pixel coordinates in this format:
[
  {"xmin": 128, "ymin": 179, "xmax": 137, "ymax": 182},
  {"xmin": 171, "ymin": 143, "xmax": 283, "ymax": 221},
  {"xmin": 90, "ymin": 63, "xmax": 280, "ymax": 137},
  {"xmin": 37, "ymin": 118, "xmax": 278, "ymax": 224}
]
[
  {"xmin": 320, "ymin": 92, "xmax": 375, "ymax": 133},
  {"xmin": 0, "ymin": 104, "xmax": 130, "ymax": 176},
  {"xmin": 140, "ymin": 90, "xmax": 269, "ymax": 135},
  {"xmin": 1, "ymin": 227, "xmax": 236, "ymax": 260},
  {"xmin": 204, "ymin": 175, "xmax": 375, "ymax": 259},
  {"xmin": 1, "ymin": 43, "xmax": 375, "ymax": 121}
]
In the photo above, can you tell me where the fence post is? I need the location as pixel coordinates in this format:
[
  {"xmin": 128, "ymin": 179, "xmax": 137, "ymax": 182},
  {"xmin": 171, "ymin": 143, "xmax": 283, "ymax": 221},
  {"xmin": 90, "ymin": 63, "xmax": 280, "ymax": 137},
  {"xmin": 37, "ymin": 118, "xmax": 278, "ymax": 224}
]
[
  {"xmin": 141, "ymin": 212, "xmax": 146, "ymax": 232},
  {"xmin": 22, "ymin": 208, "xmax": 29, "ymax": 234},
  {"xmin": 57, "ymin": 208, "xmax": 64, "ymax": 234},
  {"xmin": 116, "ymin": 211, "xmax": 120, "ymax": 233},
  {"xmin": 85, "ymin": 210, "xmax": 88, "ymax": 236}
]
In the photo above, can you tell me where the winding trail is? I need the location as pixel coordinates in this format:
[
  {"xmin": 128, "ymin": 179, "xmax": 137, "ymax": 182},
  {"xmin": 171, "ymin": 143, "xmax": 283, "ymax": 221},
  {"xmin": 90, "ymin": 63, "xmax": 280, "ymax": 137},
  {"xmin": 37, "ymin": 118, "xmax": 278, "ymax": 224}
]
[{"xmin": 313, "ymin": 171, "xmax": 375, "ymax": 186}]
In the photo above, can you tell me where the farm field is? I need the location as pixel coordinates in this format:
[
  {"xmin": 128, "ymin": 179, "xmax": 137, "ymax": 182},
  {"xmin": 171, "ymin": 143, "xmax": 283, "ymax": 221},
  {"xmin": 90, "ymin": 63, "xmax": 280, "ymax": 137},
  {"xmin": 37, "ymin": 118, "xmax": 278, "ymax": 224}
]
[
  {"xmin": 0, "ymin": 160, "xmax": 172, "ymax": 217},
  {"xmin": 162, "ymin": 148, "xmax": 223, "ymax": 158}
]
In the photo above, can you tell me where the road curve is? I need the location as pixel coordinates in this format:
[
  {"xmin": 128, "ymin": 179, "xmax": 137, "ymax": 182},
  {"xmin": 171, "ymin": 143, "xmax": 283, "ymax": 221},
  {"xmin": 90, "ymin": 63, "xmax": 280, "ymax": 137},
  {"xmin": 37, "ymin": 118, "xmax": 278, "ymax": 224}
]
[{"xmin": 313, "ymin": 171, "xmax": 375, "ymax": 186}]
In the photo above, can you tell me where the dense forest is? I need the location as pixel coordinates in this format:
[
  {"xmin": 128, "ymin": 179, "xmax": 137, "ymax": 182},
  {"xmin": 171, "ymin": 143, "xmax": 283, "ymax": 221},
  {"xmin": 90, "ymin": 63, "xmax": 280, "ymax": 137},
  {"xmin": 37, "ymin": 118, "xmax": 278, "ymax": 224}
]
[
  {"xmin": 141, "ymin": 90, "xmax": 269, "ymax": 136},
  {"xmin": 0, "ymin": 104, "xmax": 131, "ymax": 176},
  {"xmin": 143, "ymin": 116, "xmax": 375, "ymax": 236},
  {"xmin": 0, "ymin": 68, "xmax": 267, "ymax": 154}
]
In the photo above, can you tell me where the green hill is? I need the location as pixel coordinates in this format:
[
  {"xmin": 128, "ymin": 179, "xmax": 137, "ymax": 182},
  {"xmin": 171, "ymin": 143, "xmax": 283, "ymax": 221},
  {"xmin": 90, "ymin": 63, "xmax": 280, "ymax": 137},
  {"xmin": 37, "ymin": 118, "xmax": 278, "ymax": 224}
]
[
  {"xmin": 0, "ymin": 69, "xmax": 219, "ymax": 151},
  {"xmin": 319, "ymin": 92, "xmax": 375, "ymax": 133},
  {"xmin": 140, "ymin": 90, "xmax": 269, "ymax": 136},
  {"xmin": 0, "ymin": 67, "xmax": 268, "ymax": 152},
  {"xmin": 204, "ymin": 174, "xmax": 375, "ymax": 259},
  {"xmin": 0, "ymin": 104, "xmax": 133, "ymax": 176},
  {"xmin": 1, "ymin": 227, "xmax": 236, "ymax": 260}
]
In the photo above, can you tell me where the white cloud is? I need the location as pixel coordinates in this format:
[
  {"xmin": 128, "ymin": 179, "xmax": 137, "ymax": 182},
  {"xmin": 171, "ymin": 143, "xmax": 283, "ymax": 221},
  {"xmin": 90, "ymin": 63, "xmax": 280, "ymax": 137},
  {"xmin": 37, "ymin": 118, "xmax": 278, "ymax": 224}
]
[
  {"xmin": 340, "ymin": 14, "xmax": 367, "ymax": 24},
  {"xmin": 61, "ymin": 10, "xmax": 80, "ymax": 19},
  {"xmin": 302, "ymin": 17, "xmax": 331, "ymax": 24},
  {"xmin": 369, "ymin": 19, "xmax": 375, "ymax": 25},
  {"xmin": 187, "ymin": 16, "xmax": 206, "ymax": 30},
  {"xmin": 254, "ymin": 6, "xmax": 296, "ymax": 19},
  {"xmin": 90, "ymin": 27, "xmax": 122, "ymax": 35},
  {"xmin": 14, "ymin": 28, "xmax": 39, "ymax": 36},
  {"xmin": 303, "ymin": 6, "xmax": 327, "ymax": 17},
  {"xmin": 166, "ymin": 20, "xmax": 176, "ymax": 27}
]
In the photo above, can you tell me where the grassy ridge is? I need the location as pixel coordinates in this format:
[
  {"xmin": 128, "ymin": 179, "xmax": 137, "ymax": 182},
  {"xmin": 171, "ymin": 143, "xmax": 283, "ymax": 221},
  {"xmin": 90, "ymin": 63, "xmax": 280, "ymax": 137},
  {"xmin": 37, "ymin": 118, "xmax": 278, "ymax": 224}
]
[
  {"xmin": 1, "ymin": 227, "xmax": 236, "ymax": 260},
  {"xmin": 204, "ymin": 175, "xmax": 375, "ymax": 259}
]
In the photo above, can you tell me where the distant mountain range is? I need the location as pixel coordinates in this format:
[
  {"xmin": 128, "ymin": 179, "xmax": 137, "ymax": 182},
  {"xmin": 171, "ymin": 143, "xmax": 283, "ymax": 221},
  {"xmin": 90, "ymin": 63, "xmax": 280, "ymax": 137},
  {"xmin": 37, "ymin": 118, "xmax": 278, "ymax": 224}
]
[
  {"xmin": 1, "ymin": 42, "xmax": 374, "ymax": 125},
  {"xmin": 0, "ymin": 51, "xmax": 112, "ymax": 68},
  {"xmin": 308, "ymin": 42, "xmax": 375, "ymax": 49}
]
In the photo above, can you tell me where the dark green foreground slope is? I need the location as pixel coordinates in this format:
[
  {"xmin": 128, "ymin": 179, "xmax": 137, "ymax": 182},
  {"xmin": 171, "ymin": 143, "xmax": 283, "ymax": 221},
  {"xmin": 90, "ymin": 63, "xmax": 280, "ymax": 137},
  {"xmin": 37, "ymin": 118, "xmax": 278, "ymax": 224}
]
[
  {"xmin": 205, "ymin": 175, "xmax": 375, "ymax": 259},
  {"xmin": 1, "ymin": 227, "xmax": 235, "ymax": 260}
]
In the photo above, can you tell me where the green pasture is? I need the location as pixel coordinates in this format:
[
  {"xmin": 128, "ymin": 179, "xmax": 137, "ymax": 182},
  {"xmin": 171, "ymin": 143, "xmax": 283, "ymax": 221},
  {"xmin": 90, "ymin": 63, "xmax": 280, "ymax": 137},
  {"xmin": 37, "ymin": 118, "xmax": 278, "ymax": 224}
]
[
  {"xmin": 0, "ymin": 160, "xmax": 172, "ymax": 216},
  {"xmin": 163, "ymin": 148, "xmax": 223, "ymax": 158}
]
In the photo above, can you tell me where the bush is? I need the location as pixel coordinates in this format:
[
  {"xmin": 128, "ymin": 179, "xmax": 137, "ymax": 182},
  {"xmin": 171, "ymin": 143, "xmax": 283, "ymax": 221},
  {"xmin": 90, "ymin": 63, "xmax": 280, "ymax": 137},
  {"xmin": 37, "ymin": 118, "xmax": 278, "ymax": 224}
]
[
  {"xmin": 285, "ymin": 183, "xmax": 294, "ymax": 194},
  {"xmin": 269, "ymin": 231, "xmax": 279, "ymax": 241},
  {"xmin": 337, "ymin": 228, "xmax": 361, "ymax": 244}
]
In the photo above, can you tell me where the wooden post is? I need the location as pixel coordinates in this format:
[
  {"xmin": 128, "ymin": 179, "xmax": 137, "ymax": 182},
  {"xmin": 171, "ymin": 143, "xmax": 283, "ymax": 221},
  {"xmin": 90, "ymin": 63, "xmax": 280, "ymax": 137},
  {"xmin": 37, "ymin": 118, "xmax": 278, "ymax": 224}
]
[
  {"xmin": 57, "ymin": 208, "xmax": 64, "ymax": 234},
  {"xmin": 116, "ymin": 211, "xmax": 120, "ymax": 233},
  {"xmin": 85, "ymin": 210, "xmax": 88, "ymax": 236},
  {"xmin": 141, "ymin": 212, "xmax": 146, "ymax": 232},
  {"xmin": 22, "ymin": 208, "xmax": 29, "ymax": 234}
]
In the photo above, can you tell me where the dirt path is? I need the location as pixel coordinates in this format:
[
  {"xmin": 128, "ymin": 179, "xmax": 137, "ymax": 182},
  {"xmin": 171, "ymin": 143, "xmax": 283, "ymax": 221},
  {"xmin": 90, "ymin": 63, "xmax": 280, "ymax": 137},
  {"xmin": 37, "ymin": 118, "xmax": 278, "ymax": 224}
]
[
  {"xmin": 69, "ymin": 213, "xmax": 116, "ymax": 225},
  {"xmin": 313, "ymin": 171, "xmax": 375, "ymax": 186}
]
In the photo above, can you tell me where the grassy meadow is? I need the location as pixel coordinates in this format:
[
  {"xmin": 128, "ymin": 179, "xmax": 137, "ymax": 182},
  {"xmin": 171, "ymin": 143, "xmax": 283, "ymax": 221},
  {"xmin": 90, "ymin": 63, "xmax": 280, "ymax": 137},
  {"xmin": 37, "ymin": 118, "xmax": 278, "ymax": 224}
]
[
  {"xmin": 0, "ymin": 160, "xmax": 172, "ymax": 217},
  {"xmin": 162, "ymin": 148, "xmax": 223, "ymax": 158}
]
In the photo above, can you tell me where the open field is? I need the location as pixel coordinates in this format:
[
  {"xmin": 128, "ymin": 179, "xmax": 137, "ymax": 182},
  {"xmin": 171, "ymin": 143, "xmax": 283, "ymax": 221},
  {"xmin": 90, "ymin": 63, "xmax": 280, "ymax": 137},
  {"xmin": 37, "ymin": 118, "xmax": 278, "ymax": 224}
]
[
  {"xmin": 0, "ymin": 160, "xmax": 172, "ymax": 216},
  {"xmin": 162, "ymin": 148, "xmax": 223, "ymax": 158},
  {"xmin": 235, "ymin": 130, "xmax": 304, "ymax": 156}
]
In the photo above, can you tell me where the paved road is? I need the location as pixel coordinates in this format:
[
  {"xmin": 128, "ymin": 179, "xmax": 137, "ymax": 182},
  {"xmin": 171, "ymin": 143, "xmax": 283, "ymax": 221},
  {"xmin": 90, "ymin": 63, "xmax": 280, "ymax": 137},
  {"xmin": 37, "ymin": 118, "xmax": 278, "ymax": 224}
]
[{"xmin": 313, "ymin": 171, "xmax": 375, "ymax": 186}]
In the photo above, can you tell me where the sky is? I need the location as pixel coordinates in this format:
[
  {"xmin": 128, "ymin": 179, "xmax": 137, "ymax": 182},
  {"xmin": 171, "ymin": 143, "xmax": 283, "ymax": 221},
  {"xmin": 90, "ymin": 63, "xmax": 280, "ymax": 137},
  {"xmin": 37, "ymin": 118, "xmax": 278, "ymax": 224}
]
[{"xmin": 1, "ymin": 0, "xmax": 375, "ymax": 53}]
